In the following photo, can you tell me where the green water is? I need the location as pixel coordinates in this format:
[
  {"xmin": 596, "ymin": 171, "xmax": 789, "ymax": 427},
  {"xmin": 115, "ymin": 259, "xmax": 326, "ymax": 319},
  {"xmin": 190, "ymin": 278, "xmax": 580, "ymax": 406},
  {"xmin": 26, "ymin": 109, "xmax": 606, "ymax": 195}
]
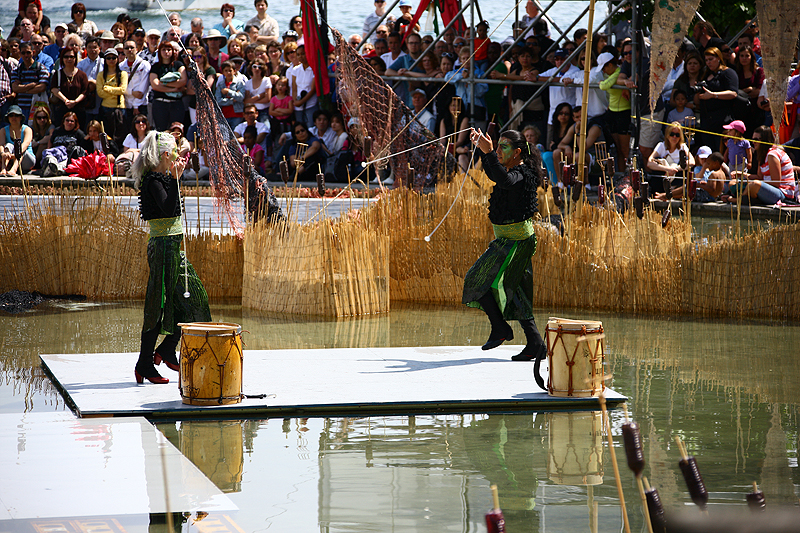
[{"xmin": 2, "ymin": 300, "xmax": 799, "ymax": 531}]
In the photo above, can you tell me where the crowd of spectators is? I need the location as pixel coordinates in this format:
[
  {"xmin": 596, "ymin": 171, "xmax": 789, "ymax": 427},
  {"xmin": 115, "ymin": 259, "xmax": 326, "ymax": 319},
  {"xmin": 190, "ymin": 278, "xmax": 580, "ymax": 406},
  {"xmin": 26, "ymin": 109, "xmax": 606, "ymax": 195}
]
[{"xmin": 0, "ymin": 0, "xmax": 798, "ymax": 203}]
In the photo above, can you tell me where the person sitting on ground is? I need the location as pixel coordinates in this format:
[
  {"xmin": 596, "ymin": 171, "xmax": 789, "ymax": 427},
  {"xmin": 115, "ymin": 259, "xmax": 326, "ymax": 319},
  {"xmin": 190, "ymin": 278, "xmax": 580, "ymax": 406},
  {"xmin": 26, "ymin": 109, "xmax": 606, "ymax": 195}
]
[
  {"xmin": 725, "ymin": 125, "xmax": 797, "ymax": 205},
  {"xmin": 0, "ymin": 105, "xmax": 34, "ymax": 176},
  {"xmin": 542, "ymin": 102, "xmax": 573, "ymax": 186},
  {"xmin": 288, "ymin": 121, "xmax": 326, "ymax": 182},
  {"xmin": 81, "ymin": 120, "xmax": 119, "ymax": 170},
  {"xmin": 646, "ymin": 121, "xmax": 694, "ymax": 195},
  {"xmin": 241, "ymin": 125, "xmax": 266, "ymax": 175},
  {"xmin": 655, "ymin": 147, "xmax": 723, "ymax": 202},
  {"xmin": 235, "ymin": 104, "xmax": 270, "ymax": 165},
  {"xmin": 30, "ymin": 106, "xmax": 54, "ymax": 167}
]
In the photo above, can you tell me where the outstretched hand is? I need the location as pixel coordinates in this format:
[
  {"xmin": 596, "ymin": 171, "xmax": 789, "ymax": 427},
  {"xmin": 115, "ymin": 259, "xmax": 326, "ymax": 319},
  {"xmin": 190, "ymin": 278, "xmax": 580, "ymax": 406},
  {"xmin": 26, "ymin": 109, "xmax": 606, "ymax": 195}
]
[{"xmin": 470, "ymin": 128, "xmax": 493, "ymax": 154}]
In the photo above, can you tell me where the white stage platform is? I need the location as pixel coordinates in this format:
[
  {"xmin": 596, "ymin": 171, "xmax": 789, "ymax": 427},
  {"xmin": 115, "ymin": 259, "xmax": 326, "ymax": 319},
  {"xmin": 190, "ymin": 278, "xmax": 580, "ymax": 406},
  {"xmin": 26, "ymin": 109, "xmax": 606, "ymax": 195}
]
[
  {"xmin": 41, "ymin": 346, "xmax": 625, "ymax": 419},
  {"xmin": 0, "ymin": 412, "xmax": 236, "ymax": 523}
]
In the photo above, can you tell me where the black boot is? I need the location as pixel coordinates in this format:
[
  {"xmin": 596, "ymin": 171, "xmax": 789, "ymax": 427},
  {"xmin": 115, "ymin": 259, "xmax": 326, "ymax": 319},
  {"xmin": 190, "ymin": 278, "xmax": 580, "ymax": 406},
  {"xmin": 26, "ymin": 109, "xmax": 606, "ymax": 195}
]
[
  {"xmin": 511, "ymin": 318, "xmax": 547, "ymax": 361},
  {"xmin": 154, "ymin": 331, "xmax": 181, "ymax": 371},
  {"xmin": 135, "ymin": 327, "xmax": 168, "ymax": 383},
  {"xmin": 477, "ymin": 292, "xmax": 513, "ymax": 350}
]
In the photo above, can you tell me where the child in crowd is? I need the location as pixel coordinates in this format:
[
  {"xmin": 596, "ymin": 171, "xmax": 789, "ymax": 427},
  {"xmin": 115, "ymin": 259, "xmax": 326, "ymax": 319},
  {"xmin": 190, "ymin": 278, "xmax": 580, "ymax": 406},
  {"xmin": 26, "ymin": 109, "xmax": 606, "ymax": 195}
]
[
  {"xmin": 666, "ymin": 89, "xmax": 694, "ymax": 127},
  {"xmin": 215, "ymin": 60, "xmax": 246, "ymax": 129},
  {"xmin": 721, "ymin": 120, "xmax": 751, "ymax": 173},
  {"xmin": 241, "ymin": 125, "xmax": 265, "ymax": 175},
  {"xmin": 268, "ymin": 77, "xmax": 294, "ymax": 141}
]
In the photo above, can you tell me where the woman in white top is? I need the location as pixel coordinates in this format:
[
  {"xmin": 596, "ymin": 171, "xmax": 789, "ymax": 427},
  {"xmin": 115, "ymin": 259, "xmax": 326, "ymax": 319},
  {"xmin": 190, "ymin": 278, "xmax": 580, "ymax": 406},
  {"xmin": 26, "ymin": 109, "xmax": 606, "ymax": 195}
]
[
  {"xmin": 646, "ymin": 121, "xmax": 694, "ymax": 177},
  {"xmin": 243, "ymin": 58, "xmax": 272, "ymax": 122},
  {"xmin": 123, "ymin": 115, "xmax": 150, "ymax": 153}
]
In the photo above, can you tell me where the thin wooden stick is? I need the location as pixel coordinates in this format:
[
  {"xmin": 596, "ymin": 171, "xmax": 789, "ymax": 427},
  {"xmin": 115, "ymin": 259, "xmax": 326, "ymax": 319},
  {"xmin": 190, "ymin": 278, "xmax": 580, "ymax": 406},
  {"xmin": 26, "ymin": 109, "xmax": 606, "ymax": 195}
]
[{"xmin": 599, "ymin": 394, "xmax": 631, "ymax": 533}]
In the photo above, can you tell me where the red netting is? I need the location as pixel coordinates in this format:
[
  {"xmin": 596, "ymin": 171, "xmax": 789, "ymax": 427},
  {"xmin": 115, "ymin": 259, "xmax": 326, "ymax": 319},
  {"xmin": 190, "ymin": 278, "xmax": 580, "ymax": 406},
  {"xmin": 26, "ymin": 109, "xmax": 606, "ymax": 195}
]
[
  {"xmin": 185, "ymin": 54, "xmax": 283, "ymax": 233},
  {"xmin": 333, "ymin": 29, "xmax": 456, "ymax": 188}
]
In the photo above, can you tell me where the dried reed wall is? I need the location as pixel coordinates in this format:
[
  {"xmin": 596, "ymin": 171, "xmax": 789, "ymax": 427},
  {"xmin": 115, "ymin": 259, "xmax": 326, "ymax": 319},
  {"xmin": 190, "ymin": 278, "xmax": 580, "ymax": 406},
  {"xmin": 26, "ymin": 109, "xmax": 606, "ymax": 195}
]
[
  {"xmin": 242, "ymin": 214, "xmax": 390, "ymax": 316},
  {"xmin": 1, "ymin": 183, "xmax": 799, "ymax": 321},
  {"xmin": 0, "ymin": 194, "xmax": 242, "ymax": 301}
]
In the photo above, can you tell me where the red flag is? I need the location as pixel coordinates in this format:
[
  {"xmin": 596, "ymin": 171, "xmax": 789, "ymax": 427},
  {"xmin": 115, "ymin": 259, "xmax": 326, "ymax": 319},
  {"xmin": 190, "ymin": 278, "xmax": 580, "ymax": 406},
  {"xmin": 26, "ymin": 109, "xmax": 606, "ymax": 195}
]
[
  {"xmin": 300, "ymin": 0, "xmax": 331, "ymax": 97},
  {"xmin": 403, "ymin": 0, "xmax": 466, "ymax": 43}
]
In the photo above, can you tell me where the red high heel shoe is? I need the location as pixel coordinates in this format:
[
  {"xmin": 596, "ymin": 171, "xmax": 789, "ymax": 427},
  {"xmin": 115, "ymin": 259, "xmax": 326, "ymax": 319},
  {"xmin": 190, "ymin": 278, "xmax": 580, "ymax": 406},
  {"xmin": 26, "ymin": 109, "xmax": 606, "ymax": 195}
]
[
  {"xmin": 135, "ymin": 364, "xmax": 169, "ymax": 384},
  {"xmin": 153, "ymin": 352, "xmax": 180, "ymax": 372}
]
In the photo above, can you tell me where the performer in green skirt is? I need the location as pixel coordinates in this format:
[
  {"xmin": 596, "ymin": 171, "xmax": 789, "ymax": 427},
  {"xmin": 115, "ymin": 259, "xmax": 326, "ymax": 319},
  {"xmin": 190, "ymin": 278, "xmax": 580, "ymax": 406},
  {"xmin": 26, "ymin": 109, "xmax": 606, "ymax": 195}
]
[
  {"xmin": 131, "ymin": 131, "xmax": 212, "ymax": 384},
  {"xmin": 464, "ymin": 128, "xmax": 547, "ymax": 361}
]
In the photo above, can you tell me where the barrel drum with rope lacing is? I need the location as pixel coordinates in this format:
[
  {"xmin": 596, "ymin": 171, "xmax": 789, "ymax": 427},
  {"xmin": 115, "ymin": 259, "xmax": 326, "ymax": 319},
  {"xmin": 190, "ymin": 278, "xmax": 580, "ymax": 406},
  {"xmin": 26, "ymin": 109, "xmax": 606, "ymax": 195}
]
[
  {"xmin": 545, "ymin": 317, "xmax": 605, "ymax": 397},
  {"xmin": 179, "ymin": 322, "xmax": 243, "ymax": 405}
]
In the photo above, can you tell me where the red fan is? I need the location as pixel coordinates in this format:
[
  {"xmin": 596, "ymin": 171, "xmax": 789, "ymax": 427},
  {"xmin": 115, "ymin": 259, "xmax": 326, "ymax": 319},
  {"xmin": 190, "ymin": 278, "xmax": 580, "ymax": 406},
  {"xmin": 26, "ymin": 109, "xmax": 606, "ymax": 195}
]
[{"xmin": 64, "ymin": 152, "xmax": 109, "ymax": 180}]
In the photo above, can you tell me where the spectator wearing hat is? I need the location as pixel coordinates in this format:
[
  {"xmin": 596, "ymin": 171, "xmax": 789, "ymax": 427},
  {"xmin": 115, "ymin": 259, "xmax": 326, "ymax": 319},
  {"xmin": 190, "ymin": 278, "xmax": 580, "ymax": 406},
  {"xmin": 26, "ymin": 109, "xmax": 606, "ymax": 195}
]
[
  {"xmin": 0, "ymin": 105, "xmax": 35, "ymax": 176},
  {"xmin": 96, "ymin": 48, "xmax": 128, "ymax": 145},
  {"xmin": 393, "ymin": 0, "xmax": 420, "ymax": 34},
  {"xmin": 10, "ymin": 42, "xmax": 49, "ymax": 121},
  {"xmin": 49, "ymin": 47, "xmax": 89, "ymax": 129},
  {"xmin": 168, "ymin": 121, "xmax": 191, "ymax": 157},
  {"xmin": 247, "ymin": 0, "xmax": 279, "ymax": 45},
  {"xmin": 98, "ymin": 31, "xmax": 119, "ymax": 54},
  {"xmin": 282, "ymin": 30, "xmax": 299, "ymax": 48},
  {"xmin": 213, "ymin": 3, "xmax": 245, "ymax": 44},
  {"xmin": 139, "ymin": 30, "xmax": 161, "ymax": 65},
  {"xmin": 43, "ymin": 23, "xmax": 69, "ymax": 62},
  {"xmin": 721, "ymin": 120, "xmax": 751, "ymax": 173},
  {"xmin": 131, "ymin": 27, "xmax": 146, "ymax": 53},
  {"xmin": 77, "ymin": 36, "xmax": 103, "ymax": 125},
  {"xmin": 410, "ymin": 88, "xmax": 435, "ymax": 131},
  {"xmin": 203, "ymin": 29, "xmax": 229, "ymax": 72}
]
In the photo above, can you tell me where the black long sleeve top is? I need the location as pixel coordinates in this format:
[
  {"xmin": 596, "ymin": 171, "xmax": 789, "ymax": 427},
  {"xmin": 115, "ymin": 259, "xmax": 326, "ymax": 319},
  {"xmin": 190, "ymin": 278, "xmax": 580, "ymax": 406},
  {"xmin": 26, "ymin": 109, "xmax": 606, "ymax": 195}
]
[
  {"xmin": 139, "ymin": 171, "xmax": 181, "ymax": 221},
  {"xmin": 480, "ymin": 151, "xmax": 539, "ymax": 225}
]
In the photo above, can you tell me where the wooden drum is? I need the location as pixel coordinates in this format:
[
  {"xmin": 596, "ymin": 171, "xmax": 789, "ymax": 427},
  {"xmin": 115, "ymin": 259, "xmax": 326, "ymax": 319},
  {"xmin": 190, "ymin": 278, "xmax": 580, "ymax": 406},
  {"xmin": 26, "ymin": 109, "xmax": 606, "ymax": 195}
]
[
  {"xmin": 180, "ymin": 322, "xmax": 243, "ymax": 406},
  {"xmin": 545, "ymin": 317, "xmax": 604, "ymax": 397},
  {"xmin": 546, "ymin": 411, "xmax": 604, "ymax": 485}
]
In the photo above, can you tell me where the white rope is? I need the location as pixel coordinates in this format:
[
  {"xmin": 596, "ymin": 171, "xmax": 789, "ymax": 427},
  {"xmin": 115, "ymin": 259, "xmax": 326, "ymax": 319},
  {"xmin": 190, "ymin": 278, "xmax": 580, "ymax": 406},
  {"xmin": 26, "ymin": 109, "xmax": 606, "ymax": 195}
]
[
  {"xmin": 154, "ymin": 0, "xmax": 192, "ymax": 298},
  {"xmin": 424, "ymin": 145, "xmax": 476, "ymax": 242},
  {"xmin": 366, "ymin": 128, "xmax": 473, "ymax": 166}
]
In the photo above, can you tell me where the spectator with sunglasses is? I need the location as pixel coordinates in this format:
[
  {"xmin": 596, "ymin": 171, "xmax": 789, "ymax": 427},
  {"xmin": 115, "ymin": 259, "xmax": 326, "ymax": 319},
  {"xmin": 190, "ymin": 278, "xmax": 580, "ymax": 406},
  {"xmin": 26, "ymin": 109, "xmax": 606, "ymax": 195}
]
[
  {"xmin": 49, "ymin": 48, "xmax": 89, "ymax": 128},
  {"xmin": 70, "ymin": 3, "xmax": 97, "ymax": 42},
  {"xmin": 121, "ymin": 40, "xmax": 151, "ymax": 123},
  {"xmin": 363, "ymin": 0, "xmax": 392, "ymax": 43},
  {"xmin": 213, "ymin": 4, "xmax": 245, "ymax": 45}
]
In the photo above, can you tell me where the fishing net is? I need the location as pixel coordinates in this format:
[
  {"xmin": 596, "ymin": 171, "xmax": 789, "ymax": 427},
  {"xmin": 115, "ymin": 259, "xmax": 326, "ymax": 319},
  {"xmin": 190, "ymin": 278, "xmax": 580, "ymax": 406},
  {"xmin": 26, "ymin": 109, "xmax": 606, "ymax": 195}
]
[
  {"xmin": 185, "ymin": 53, "xmax": 283, "ymax": 234},
  {"xmin": 333, "ymin": 29, "xmax": 455, "ymax": 188}
]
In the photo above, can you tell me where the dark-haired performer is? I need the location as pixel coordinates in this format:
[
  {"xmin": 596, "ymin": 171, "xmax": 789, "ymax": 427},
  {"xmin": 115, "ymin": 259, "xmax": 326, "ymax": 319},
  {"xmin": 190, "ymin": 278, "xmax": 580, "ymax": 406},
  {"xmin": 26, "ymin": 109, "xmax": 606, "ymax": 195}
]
[
  {"xmin": 463, "ymin": 128, "xmax": 547, "ymax": 362},
  {"xmin": 131, "ymin": 130, "xmax": 212, "ymax": 384}
]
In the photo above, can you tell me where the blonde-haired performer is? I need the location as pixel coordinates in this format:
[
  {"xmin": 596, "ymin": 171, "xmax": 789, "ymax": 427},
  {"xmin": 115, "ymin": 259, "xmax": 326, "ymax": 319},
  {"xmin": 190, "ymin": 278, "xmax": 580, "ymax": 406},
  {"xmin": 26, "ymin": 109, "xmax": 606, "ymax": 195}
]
[{"xmin": 130, "ymin": 131, "xmax": 211, "ymax": 384}]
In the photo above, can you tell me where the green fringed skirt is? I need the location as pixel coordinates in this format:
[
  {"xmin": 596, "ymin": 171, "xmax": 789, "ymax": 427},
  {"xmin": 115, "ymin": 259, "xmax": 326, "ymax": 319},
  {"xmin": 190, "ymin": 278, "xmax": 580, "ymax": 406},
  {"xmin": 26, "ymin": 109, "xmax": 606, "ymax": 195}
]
[
  {"xmin": 143, "ymin": 234, "xmax": 211, "ymax": 335},
  {"xmin": 462, "ymin": 219, "xmax": 537, "ymax": 320}
]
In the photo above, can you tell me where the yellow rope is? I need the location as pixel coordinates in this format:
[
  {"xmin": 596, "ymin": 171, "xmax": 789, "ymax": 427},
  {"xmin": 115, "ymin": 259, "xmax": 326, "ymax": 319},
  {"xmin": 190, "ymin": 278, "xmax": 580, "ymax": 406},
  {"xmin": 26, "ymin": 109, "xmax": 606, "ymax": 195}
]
[{"xmin": 635, "ymin": 115, "xmax": 800, "ymax": 152}]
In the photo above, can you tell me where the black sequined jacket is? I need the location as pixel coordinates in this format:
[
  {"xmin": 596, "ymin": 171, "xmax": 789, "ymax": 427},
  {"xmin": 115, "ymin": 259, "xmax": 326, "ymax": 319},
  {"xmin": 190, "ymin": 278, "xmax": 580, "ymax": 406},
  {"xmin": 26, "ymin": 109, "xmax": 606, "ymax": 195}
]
[{"xmin": 480, "ymin": 151, "xmax": 539, "ymax": 225}]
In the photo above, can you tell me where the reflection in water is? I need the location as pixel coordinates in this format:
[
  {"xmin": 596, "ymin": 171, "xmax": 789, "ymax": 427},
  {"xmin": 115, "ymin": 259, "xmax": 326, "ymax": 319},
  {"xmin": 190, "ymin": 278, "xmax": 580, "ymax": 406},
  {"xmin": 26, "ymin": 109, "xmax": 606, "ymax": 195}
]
[
  {"xmin": 3, "ymin": 303, "xmax": 800, "ymax": 530},
  {"xmin": 178, "ymin": 421, "xmax": 245, "ymax": 493}
]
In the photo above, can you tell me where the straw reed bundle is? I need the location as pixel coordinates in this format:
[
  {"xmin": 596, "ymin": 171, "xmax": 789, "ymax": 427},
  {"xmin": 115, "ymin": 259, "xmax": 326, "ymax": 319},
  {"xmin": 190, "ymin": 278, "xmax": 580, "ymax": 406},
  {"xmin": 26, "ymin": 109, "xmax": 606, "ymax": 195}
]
[
  {"xmin": 242, "ymin": 212, "xmax": 390, "ymax": 317},
  {"xmin": 185, "ymin": 232, "xmax": 243, "ymax": 300},
  {"xmin": 0, "ymin": 190, "xmax": 245, "ymax": 302},
  {"xmin": 0, "ymin": 193, "xmax": 149, "ymax": 298}
]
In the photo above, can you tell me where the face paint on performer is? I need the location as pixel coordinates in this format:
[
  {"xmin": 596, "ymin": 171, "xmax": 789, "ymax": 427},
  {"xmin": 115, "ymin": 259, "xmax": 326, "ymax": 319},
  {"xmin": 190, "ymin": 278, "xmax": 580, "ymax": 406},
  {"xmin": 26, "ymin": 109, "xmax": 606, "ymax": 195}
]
[{"xmin": 496, "ymin": 139, "xmax": 520, "ymax": 166}]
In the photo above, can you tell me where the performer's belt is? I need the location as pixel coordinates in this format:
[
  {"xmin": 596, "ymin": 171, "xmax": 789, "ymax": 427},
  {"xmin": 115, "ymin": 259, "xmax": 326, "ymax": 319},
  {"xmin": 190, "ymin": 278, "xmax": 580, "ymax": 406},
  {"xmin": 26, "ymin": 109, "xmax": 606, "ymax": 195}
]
[
  {"xmin": 149, "ymin": 216, "xmax": 183, "ymax": 237},
  {"xmin": 493, "ymin": 218, "xmax": 535, "ymax": 240}
]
